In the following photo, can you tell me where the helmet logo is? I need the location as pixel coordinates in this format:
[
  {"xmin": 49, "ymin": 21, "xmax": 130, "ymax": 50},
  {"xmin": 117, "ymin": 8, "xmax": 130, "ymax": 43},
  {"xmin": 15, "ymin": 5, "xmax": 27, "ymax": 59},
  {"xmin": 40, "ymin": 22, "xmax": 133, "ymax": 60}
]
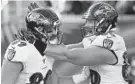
[
  {"xmin": 94, "ymin": 5, "xmax": 115, "ymax": 19},
  {"xmin": 27, "ymin": 12, "xmax": 50, "ymax": 25}
]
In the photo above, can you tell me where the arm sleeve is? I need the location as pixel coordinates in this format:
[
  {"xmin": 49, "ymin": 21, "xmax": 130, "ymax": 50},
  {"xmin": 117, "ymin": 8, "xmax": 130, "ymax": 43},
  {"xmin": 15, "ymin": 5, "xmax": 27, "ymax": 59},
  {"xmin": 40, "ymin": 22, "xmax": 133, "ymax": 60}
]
[{"xmin": 72, "ymin": 66, "xmax": 90, "ymax": 84}]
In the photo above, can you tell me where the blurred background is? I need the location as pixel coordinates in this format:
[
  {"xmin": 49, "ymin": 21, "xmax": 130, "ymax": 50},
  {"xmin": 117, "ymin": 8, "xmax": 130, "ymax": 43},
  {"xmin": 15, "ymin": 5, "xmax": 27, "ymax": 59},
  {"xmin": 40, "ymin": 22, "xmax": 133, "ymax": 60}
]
[{"xmin": 1, "ymin": 0, "xmax": 135, "ymax": 68}]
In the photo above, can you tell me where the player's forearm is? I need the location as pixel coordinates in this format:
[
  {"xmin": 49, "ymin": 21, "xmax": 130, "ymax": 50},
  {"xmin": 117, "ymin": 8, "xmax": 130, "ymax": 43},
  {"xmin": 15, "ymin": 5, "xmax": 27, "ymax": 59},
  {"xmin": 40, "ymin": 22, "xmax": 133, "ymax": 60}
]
[
  {"xmin": 48, "ymin": 54, "xmax": 68, "ymax": 61},
  {"xmin": 64, "ymin": 46, "xmax": 114, "ymax": 66},
  {"xmin": 45, "ymin": 44, "xmax": 115, "ymax": 65},
  {"xmin": 66, "ymin": 42, "xmax": 83, "ymax": 49}
]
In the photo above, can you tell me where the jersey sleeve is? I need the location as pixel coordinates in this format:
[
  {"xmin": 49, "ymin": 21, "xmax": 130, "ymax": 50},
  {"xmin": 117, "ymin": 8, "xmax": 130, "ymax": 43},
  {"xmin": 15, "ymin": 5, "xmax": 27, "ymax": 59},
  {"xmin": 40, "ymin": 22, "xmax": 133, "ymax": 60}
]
[
  {"xmin": 91, "ymin": 33, "xmax": 127, "ymax": 65},
  {"xmin": 4, "ymin": 40, "xmax": 29, "ymax": 62}
]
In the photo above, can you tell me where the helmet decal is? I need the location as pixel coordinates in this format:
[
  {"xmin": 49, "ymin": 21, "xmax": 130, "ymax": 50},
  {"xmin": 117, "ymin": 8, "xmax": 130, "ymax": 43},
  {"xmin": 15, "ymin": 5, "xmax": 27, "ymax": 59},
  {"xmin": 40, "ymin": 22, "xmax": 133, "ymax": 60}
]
[{"xmin": 27, "ymin": 12, "xmax": 50, "ymax": 26}]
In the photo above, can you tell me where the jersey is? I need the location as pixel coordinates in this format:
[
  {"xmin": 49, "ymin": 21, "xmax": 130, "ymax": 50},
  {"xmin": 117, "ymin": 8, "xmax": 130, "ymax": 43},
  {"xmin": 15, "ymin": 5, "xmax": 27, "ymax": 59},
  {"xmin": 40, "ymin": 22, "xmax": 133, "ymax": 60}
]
[
  {"xmin": 4, "ymin": 40, "xmax": 53, "ymax": 84},
  {"xmin": 72, "ymin": 66, "xmax": 90, "ymax": 84},
  {"xmin": 73, "ymin": 33, "xmax": 128, "ymax": 84}
]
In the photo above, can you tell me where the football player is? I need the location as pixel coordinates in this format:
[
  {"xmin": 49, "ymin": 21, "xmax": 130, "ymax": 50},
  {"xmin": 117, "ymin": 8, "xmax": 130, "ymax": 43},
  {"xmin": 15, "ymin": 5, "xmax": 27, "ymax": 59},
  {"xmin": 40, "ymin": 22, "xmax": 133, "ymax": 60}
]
[
  {"xmin": 1, "ymin": 6, "xmax": 62, "ymax": 84},
  {"xmin": 27, "ymin": 3, "xmax": 84, "ymax": 84},
  {"xmin": 45, "ymin": 2, "xmax": 129, "ymax": 84}
]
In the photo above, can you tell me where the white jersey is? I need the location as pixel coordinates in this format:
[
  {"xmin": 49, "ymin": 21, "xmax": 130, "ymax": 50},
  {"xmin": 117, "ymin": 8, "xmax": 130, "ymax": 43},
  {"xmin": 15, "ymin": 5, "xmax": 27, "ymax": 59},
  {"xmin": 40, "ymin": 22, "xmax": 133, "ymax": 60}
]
[
  {"xmin": 4, "ymin": 40, "xmax": 54, "ymax": 84},
  {"xmin": 73, "ymin": 33, "xmax": 128, "ymax": 84}
]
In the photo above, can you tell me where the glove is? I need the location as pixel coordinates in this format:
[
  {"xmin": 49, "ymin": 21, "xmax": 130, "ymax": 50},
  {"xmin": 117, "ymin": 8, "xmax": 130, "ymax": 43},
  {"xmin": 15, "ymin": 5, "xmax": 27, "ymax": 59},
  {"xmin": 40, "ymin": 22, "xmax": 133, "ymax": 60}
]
[{"xmin": 14, "ymin": 28, "xmax": 37, "ymax": 44}]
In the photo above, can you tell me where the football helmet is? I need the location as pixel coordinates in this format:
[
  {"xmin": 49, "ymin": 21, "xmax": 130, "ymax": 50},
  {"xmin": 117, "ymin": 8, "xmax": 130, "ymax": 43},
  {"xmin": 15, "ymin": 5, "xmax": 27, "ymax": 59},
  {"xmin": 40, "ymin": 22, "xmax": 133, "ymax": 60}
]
[
  {"xmin": 81, "ymin": 2, "xmax": 118, "ymax": 37},
  {"xmin": 25, "ymin": 8, "xmax": 63, "ymax": 45}
]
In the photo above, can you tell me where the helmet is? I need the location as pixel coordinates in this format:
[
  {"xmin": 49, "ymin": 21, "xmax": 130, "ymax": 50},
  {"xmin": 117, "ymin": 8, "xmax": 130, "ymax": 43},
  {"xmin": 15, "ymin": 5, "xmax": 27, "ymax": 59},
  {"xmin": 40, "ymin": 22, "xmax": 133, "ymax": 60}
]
[
  {"xmin": 25, "ymin": 8, "xmax": 63, "ymax": 45},
  {"xmin": 81, "ymin": 2, "xmax": 118, "ymax": 37}
]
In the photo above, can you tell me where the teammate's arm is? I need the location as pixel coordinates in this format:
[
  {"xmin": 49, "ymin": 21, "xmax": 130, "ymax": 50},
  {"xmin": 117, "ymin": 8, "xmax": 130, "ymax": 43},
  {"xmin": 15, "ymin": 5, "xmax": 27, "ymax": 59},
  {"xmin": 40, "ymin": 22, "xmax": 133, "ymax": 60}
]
[
  {"xmin": 66, "ymin": 42, "xmax": 83, "ymax": 49},
  {"xmin": 45, "ymin": 44, "xmax": 117, "ymax": 66},
  {"xmin": 46, "ymin": 42, "xmax": 83, "ymax": 61},
  {"xmin": 51, "ymin": 42, "xmax": 83, "ymax": 61},
  {"xmin": 1, "ymin": 59, "xmax": 23, "ymax": 84},
  {"xmin": 64, "ymin": 46, "xmax": 117, "ymax": 66}
]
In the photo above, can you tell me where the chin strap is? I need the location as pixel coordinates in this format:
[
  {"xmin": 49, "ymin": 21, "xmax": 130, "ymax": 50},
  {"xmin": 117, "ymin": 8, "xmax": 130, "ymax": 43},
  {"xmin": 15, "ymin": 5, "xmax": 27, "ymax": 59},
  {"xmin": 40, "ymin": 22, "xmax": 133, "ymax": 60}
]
[{"xmin": 14, "ymin": 28, "xmax": 37, "ymax": 44}]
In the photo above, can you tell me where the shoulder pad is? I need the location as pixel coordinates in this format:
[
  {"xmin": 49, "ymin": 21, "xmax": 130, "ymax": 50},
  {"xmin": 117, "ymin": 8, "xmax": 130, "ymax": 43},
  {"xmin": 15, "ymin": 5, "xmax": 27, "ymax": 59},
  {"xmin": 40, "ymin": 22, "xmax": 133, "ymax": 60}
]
[
  {"xmin": 11, "ymin": 40, "xmax": 27, "ymax": 47},
  {"xmin": 4, "ymin": 40, "xmax": 29, "ymax": 62},
  {"xmin": 91, "ymin": 34, "xmax": 114, "ymax": 49},
  {"xmin": 93, "ymin": 33, "xmax": 126, "ymax": 51}
]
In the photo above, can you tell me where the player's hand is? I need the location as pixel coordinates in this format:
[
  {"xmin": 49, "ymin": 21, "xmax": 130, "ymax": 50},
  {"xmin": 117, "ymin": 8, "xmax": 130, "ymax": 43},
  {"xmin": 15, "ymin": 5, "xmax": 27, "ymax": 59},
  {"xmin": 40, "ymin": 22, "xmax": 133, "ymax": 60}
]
[
  {"xmin": 28, "ymin": 2, "xmax": 40, "ymax": 12},
  {"xmin": 45, "ymin": 43, "xmax": 67, "ymax": 57}
]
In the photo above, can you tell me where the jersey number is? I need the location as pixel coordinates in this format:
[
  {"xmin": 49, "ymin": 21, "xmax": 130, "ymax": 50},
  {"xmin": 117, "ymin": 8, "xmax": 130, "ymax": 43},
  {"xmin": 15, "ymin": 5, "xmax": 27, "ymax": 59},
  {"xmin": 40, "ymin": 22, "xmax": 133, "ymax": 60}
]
[
  {"xmin": 90, "ymin": 69, "xmax": 101, "ymax": 84},
  {"xmin": 29, "ymin": 70, "xmax": 52, "ymax": 84}
]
